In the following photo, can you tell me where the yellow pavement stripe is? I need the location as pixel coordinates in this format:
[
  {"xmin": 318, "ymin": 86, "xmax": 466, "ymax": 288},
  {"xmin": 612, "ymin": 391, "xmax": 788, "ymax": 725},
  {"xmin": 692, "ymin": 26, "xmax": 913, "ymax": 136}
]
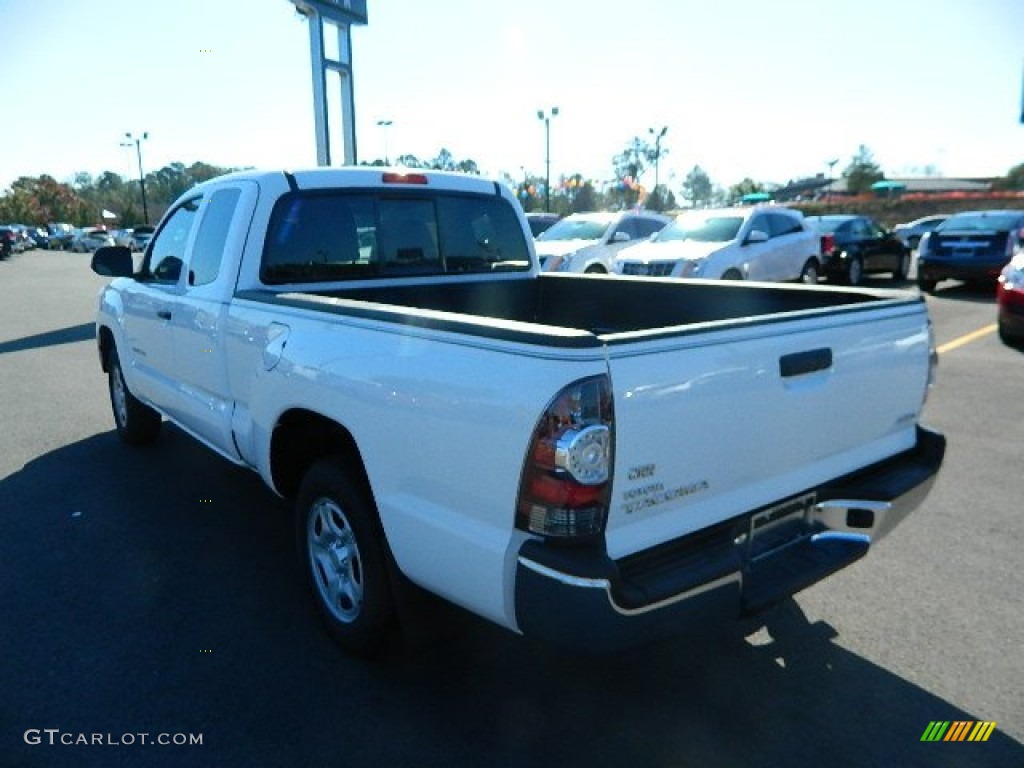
[{"xmin": 937, "ymin": 324, "xmax": 997, "ymax": 356}]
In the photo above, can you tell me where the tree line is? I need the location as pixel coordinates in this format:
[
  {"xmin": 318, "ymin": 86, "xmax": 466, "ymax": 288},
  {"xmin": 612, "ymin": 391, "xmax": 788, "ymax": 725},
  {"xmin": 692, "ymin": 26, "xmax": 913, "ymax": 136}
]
[
  {"xmin": 0, "ymin": 162, "xmax": 235, "ymax": 228},
  {"xmin": 3, "ymin": 142, "xmax": 1020, "ymax": 228}
]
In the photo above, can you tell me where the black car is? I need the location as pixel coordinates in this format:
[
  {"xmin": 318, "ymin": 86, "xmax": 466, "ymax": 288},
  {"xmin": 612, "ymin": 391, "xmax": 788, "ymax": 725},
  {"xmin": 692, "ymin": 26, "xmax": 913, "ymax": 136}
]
[
  {"xmin": 917, "ymin": 210, "xmax": 1024, "ymax": 293},
  {"xmin": 805, "ymin": 214, "xmax": 910, "ymax": 285}
]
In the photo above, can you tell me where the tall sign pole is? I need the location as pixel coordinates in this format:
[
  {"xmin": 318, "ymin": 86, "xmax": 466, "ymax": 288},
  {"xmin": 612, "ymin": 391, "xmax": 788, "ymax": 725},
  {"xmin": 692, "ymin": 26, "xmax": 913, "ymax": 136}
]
[{"xmin": 289, "ymin": 1, "xmax": 368, "ymax": 166}]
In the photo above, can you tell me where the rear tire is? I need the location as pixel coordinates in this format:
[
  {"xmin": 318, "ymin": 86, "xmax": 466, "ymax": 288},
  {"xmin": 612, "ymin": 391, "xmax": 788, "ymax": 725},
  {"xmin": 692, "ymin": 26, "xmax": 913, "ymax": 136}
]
[
  {"xmin": 107, "ymin": 346, "xmax": 162, "ymax": 445},
  {"xmin": 721, "ymin": 269, "xmax": 743, "ymax": 280},
  {"xmin": 917, "ymin": 277, "xmax": 937, "ymax": 294},
  {"xmin": 296, "ymin": 458, "xmax": 396, "ymax": 656},
  {"xmin": 845, "ymin": 254, "xmax": 863, "ymax": 286}
]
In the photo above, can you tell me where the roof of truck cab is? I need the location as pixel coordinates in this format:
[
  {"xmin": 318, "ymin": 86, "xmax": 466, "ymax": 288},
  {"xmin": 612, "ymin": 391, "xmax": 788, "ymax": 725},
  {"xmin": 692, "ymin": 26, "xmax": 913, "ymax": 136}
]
[{"xmin": 197, "ymin": 166, "xmax": 505, "ymax": 196}]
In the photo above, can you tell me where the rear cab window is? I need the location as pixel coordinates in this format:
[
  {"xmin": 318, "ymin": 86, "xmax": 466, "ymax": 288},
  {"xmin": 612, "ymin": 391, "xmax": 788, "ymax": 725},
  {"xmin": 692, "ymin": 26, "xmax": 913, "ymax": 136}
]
[{"xmin": 260, "ymin": 190, "xmax": 530, "ymax": 284}]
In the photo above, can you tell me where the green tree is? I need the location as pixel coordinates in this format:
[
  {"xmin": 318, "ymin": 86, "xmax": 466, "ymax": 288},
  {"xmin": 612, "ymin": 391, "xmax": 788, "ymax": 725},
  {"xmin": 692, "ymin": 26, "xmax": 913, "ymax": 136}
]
[
  {"xmin": 681, "ymin": 166, "xmax": 713, "ymax": 207},
  {"xmin": 645, "ymin": 185, "xmax": 676, "ymax": 212},
  {"xmin": 728, "ymin": 178, "xmax": 764, "ymax": 203},
  {"xmin": 611, "ymin": 137, "xmax": 655, "ymax": 208},
  {"xmin": 515, "ymin": 174, "xmax": 547, "ymax": 212},
  {"xmin": 993, "ymin": 161, "xmax": 1024, "ymax": 190},
  {"xmin": 0, "ymin": 175, "xmax": 89, "ymax": 225},
  {"xmin": 394, "ymin": 153, "xmax": 426, "ymax": 168},
  {"xmin": 572, "ymin": 182, "xmax": 597, "ymax": 213},
  {"xmin": 842, "ymin": 144, "xmax": 884, "ymax": 195},
  {"xmin": 430, "ymin": 148, "xmax": 457, "ymax": 171}
]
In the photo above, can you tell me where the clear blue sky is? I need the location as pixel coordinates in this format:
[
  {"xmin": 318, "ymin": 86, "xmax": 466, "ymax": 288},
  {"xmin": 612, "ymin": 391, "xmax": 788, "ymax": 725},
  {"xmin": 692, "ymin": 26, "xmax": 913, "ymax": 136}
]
[{"xmin": 1, "ymin": 0, "xmax": 1021, "ymax": 194}]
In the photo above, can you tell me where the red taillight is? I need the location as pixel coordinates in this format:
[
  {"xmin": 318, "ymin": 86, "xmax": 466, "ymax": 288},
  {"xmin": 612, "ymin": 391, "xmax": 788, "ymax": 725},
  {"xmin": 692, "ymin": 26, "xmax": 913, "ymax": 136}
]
[
  {"xmin": 821, "ymin": 234, "xmax": 835, "ymax": 256},
  {"xmin": 382, "ymin": 172, "xmax": 428, "ymax": 185},
  {"xmin": 516, "ymin": 376, "xmax": 614, "ymax": 540}
]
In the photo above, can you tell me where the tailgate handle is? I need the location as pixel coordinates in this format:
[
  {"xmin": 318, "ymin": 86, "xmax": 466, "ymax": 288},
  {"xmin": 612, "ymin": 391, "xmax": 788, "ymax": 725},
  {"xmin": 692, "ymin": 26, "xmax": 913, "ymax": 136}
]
[{"xmin": 780, "ymin": 348, "xmax": 832, "ymax": 378}]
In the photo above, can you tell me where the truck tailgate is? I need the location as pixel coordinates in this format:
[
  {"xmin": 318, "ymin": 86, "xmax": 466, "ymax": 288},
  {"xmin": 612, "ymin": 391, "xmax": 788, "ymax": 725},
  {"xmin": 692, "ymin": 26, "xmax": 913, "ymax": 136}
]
[{"xmin": 602, "ymin": 301, "xmax": 932, "ymax": 560}]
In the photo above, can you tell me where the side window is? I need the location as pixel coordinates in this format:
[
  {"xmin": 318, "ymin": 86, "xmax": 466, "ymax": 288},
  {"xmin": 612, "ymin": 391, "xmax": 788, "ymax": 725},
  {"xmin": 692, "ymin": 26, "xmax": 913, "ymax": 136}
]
[
  {"xmin": 768, "ymin": 213, "xmax": 803, "ymax": 238},
  {"xmin": 188, "ymin": 188, "xmax": 241, "ymax": 287},
  {"xmin": 866, "ymin": 219, "xmax": 886, "ymax": 238},
  {"xmin": 635, "ymin": 218, "xmax": 665, "ymax": 238},
  {"xmin": 748, "ymin": 214, "xmax": 769, "ymax": 238},
  {"xmin": 146, "ymin": 199, "xmax": 200, "ymax": 284},
  {"xmin": 613, "ymin": 218, "xmax": 639, "ymax": 241},
  {"xmin": 850, "ymin": 219, "xmax": 871, "ymax": 238}
]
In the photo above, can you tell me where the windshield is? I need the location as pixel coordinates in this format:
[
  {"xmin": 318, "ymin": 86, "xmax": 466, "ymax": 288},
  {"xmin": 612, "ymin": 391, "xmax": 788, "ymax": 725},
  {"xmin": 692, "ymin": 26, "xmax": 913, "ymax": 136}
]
[
  {"xmin": 656, "ymin": 213, "xmax": 744, "ymax": 243},
  {"xmin": 537, "ymin": 216, "xmax": 611, "ymax": 242},
  {"xmin": 938, "ymin": 213, "xmax": 1020, "ymax": 232}
]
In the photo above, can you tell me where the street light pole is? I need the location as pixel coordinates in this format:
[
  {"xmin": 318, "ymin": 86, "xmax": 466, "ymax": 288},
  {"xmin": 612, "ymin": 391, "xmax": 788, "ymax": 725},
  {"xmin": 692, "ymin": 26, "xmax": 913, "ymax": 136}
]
[
  {"xmin": 376, "ymin": 119, "xmax": 393, "ymax": 165},
  {"xmin": 826, "ymin": 158, "xmax": 839, "ymax": 209},
  {"xmin": 649, "ymin": 125, "xmax": 668, "ymax": 197},
  {"xmin": 122, "ymin": 132, "xmax": 150, "ymax": 225},
  {"xmin": 537, "ymin": 107, "xmax": 559, "ymax": 212}
]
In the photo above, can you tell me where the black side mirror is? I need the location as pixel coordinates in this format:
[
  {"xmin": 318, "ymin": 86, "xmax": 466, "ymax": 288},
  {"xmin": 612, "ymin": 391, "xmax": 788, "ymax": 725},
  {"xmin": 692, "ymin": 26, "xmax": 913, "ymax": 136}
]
[{"xmin": 91, "ymin": 245, "xmax": 133, "ymax": 277}]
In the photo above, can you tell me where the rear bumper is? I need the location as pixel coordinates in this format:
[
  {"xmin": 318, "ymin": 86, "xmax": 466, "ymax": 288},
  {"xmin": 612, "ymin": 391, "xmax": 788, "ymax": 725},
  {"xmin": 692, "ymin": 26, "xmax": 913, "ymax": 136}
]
[
  {"xmin": 514, "ymin": 425, "xmax": 945, "ymax": 651},
  {"xmin": 918, "ymin": 256, "xmax": 1007, "ymax": 283}
]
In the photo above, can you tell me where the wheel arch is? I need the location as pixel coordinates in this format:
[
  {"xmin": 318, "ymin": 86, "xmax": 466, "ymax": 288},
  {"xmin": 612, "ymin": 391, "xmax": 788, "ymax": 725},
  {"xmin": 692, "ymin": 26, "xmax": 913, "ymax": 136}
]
[
  {"xmin": 270, "ymin": 409, "xmax": 371, "ymax": 503},
  {"xmin": 97, "ymin": 324, "xmax": 116, "ymax": 372}
]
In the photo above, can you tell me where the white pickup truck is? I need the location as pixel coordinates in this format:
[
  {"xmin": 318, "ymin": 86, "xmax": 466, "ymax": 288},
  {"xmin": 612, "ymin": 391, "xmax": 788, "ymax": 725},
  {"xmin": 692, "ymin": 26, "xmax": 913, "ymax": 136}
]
[{"xmin": 91, "ymin": 168, "xmax": 945, "ymax": 655}]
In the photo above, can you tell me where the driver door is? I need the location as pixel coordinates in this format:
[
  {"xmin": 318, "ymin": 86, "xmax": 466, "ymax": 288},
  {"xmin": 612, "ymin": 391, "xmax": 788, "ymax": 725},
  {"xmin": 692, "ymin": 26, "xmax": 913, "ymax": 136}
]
[{"xmin": 119, "ymin": 198, "xmax": 201, "ymax": 415}]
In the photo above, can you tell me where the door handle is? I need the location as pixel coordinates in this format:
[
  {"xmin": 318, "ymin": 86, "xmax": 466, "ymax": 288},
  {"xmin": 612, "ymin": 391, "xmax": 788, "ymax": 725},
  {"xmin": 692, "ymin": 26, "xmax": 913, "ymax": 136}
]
[
  {"xmin": 157, "ymin": 310, "xmax": 172, "ymax": 320},
  {"xmin": 780, "ymin": 348, "xmax": 832, "ymax": 378}
]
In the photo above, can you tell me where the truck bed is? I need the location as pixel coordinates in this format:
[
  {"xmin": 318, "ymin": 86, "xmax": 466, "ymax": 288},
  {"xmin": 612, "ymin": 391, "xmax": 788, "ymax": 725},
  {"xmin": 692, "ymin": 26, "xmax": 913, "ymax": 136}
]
[{"xmin": 237, "ymin": 274, "xmax": 914, "ymax": 346}]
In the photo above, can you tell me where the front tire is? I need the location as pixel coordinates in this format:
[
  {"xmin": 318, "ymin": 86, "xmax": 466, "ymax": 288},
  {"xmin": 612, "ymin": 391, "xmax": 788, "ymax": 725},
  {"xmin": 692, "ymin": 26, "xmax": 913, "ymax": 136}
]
[
  {"xmin": 721, "ymin": 269, "xmax": 743, "ymax": 280},
  {"xmin": 296, "ymin": 458, "xmax": 396, "ymax": 656},
  {"xmin": 107, "ymin": 346, "xmax": 162, "ymax": 444}
]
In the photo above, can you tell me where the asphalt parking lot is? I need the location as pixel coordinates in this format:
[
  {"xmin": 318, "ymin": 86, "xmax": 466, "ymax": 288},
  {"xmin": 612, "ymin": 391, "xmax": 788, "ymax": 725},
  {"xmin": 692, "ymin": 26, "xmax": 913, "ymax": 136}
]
[{"xmin": 1, "ymin": 248, "xmax": 1022, "ymax": 767}]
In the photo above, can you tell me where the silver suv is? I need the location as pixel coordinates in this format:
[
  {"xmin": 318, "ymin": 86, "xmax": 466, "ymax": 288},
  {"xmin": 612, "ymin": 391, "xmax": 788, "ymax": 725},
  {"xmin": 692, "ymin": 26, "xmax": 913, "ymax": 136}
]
[{"xmin": 613, "ymin": 206, "xmax": 822, "ymax": 283}]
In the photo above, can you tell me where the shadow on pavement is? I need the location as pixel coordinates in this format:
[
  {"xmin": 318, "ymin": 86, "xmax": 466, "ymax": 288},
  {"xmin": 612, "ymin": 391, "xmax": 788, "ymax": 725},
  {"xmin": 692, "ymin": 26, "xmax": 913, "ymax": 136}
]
[
  {"xmin": 0, "ymin": 323, "xmax": 95, "ymax": 356},
  {"xmin": 925, "ymin": 281, "xmax": 999, "ymax": 305},
  {"xmin": 1, "ymin": 428, "xmax": 1020, "ymax": 768}
]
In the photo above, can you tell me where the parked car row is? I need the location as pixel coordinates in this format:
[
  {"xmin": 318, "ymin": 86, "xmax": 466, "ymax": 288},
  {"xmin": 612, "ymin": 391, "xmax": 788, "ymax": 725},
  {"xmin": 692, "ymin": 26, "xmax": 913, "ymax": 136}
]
[
  {"xmin": 0, "ymin": 223, "xmax": 156, "ymax": 255},
  {"xmin": 0, "ymin": 224, "xmax": 52, "ymax": 253},
  {"xmin": 536, "ymin": 206, "xmax": 826, "ymax": 284},
  {"xmin": 533, "ymin": 206, "xmax": 1023, "ymax": 298}
]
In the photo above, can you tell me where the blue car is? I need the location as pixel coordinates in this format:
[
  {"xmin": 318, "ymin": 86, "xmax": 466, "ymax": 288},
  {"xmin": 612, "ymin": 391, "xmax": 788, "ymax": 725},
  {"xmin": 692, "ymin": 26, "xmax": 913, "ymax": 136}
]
[{"xmin": 917, "ymin": 210, "xmax": 1024, "ymax": 293}]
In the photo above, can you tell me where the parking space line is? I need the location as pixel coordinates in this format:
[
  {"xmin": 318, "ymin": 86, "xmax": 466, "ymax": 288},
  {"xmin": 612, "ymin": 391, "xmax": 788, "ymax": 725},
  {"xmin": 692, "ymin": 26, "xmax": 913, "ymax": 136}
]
[{"xmin": 937, "ymin": 324, "xmax": 997, "ymax": 356}]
